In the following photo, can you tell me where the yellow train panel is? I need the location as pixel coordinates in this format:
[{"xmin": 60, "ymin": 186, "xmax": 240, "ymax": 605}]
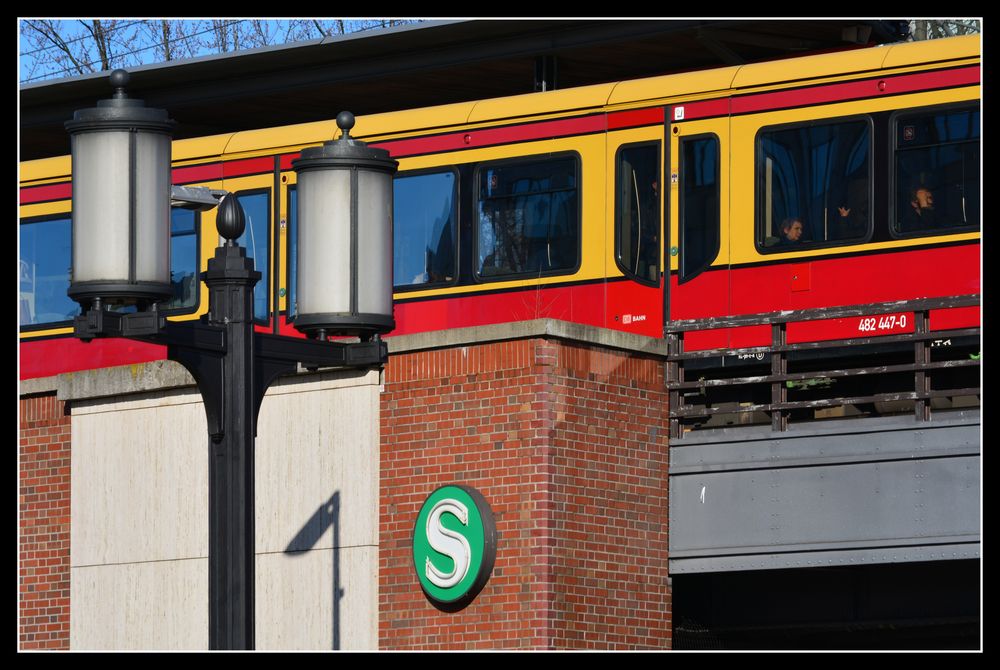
[
  {"xmin": 731, "ymin": 45, "xmax": 889, "ymax": 90},
  {"xmin": 20, "ymin": 155, "xmax": 70, "ymax": 185},
  {"xmin": 608, "ymin": 66, "xmax": 741, "ymax": 107},
  {"xmin": 173, "ymin": 132, "xmax": 232, "ymax": 163},
  {"xmin": 880, "ymin": 33, "xmax": 980, "ymax": 69},
  {"xmin": 466, "ymin": 82, "xmax": 617, "ymax": 124},
  {"xmin": 19, "ymin": 201, "xmax": 70, "ymax": 220},
  {"xmin": 223, "ymin": 100, "xmax": 480, "ymax": 158}
]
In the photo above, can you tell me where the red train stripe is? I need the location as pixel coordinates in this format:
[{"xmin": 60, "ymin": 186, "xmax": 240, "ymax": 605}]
[
  {"xmin": 607, "ymin": 107, "xmax": 665, "ymax": 129},
  {"xmin": 670, "ymin": 98, "xmax": 729, "ymax": 122},
  {"xmin": 172, "ymin": 162, "xmax": 223, "ymax": 184},
  {"xmin": 675, "ymin": 65, "xmax": 979, "ymax": 121},
  {"xmin": 20, "ymin": 338, "xmax": 168, "ymax": 381},
  {"xmin": 929, "ymin": 305, "xmax": 980, "ymax": 331},
  {"xmin": 371, "ymin": 114, "xmax": 607, "ymax": 158},
  {"xmin": 222, "ymin": 156, "xmax": 274, "ymax": 178},
  {"xmin": 20, "ymin": 182, "xmax": 71, "ymax": 205},
  {"xmin": 731, "ymin": 65, "xmax": 980, "ymax": 115}
]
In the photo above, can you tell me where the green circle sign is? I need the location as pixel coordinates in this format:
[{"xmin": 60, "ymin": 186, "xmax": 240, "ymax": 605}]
[{"xmin": 412, "ymin": 485, "xmax": 497, "ymax": 609}]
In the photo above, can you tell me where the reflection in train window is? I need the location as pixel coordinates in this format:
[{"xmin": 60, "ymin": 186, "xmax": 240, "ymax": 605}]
[
  {"xmin": 616, "ymin": 143, "xmax": 660, "ymax": 284},
  {"xmin": 894, "ymin": 104, "xmax": 980, "ymax": 236},
  {"xmin": 680, "ymin": 135, "xmax": 720, "ymax": 283},
  {"xmin": 234, "ymin": 190, "xmax": 270, "ymax": 322},
  {"xmin": 476, "ymin": 155, "xmax": 579, "ymax": 279},
  {"xmin": 19, "ymin": 216, "xmax": 77, "ymax": 327},
  {"xmin": 757, "ymin": 118, "xmax": 870, "ymax": 250},
  {"xmin": 160, "ymin": 208, "xmax": 199, "ymax": 310},
  {"xmin": 394, "ymin": 170, "xmax": 458, "ymax": 288}
]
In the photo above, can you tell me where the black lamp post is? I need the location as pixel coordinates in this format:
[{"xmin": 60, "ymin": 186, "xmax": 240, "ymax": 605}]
[{"xmin": 66, "ymin": 70, "xmax": 397, "ymax": 650}]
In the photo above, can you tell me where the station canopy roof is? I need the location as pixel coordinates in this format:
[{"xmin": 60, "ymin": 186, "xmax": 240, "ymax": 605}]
[{"xmin": 19, "ymin": 19, "xmax": 909, "ymax": 160}]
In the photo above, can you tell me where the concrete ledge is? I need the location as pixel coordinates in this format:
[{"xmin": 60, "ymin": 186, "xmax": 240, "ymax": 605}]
[
  {"xmin": 57, "ymin": 359, "xmax": 197, "ymax": 402},
  {"xmin": 54, "ymin": 358, "xmax": 380, "ymax": 403},
  {"xmin": 670, "ymin": 410, "xmax": 981, "ymax": 473},
  {"xmin": 386, "ymin": 318, "xmax": 668, "ymax": 357},
  {"xmin": 669, "ymin": 542, "xmax": 982, "ymax": 574},
  {"xmin": 19, "ymin": 375, "xmax": 60, "ymax": 396},
  {"xmin": 34, "ymin": 319, "xmax": 663, "ymax": 402}
]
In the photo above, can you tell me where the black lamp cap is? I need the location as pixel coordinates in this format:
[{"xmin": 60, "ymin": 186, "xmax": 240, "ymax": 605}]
[
  {"xmin": 292, "ymin": 111, "xmax": 398, "ymax": 174},
  {"xmin": 65, "ymin": 69, "xmax": 174, "ymax": 134}
]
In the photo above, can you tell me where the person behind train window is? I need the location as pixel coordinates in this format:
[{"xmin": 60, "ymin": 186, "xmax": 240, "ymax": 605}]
[
  {"xmin": 778, "ymin": 217, "xmax": 804, "ymax": 245},
  {"xmin": 900, "ymin": 185, "xmax": 937, "ymax": 233},
  {"xmin": 831, "ymin": 180, "xmax": 867, "ymax": 240},
  {"xmin": 637, "ymin": 179, "xmax": 660, "ymax": 279}
]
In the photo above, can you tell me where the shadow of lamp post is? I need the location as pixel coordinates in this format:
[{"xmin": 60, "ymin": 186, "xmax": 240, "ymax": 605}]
[{"xmin": 65, "ymin": 70, "xmax": 397, "ymax": 650}]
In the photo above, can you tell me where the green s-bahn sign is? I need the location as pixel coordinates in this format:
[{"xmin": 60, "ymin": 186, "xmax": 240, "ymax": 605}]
[{"xmin": 412, "ymin": 485, "xmax": 497, "ymax": 610}]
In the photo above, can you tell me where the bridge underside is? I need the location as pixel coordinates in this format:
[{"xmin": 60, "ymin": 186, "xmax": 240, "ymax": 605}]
[{"xmin": 668, "ymin": 411, "xmax": 980, "ymax": 649}]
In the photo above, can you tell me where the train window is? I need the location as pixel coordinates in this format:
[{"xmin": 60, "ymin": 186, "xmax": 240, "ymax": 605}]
[
  {"xmin": 679, "ymin": 135, "xmax": 720, "ymax": 283},
  {"xmin": 19, "ymin": 207, "xmax": 201, "ymax": 328},
  {"xmin": 19, "ymin": 215, "xmax": 77, "ymax": 327},
  {"xmin": 893, "ymin": 104, "xmax": 980, "ymax": 236},
  {"xmin": 475, "ymin": 155, "xmax": 579, "ymax": 279},
  {"xmin": 394, "ymin": 170, "xmax": 458, "ymax": 289},
  {"xmin": 160, "ymin": 208, "xmax": 199, "ymax": 311},
  {"xmin": 234, "ymin": 190, "xmax": 270, "ymax": 322},
  {"xmin": 757, "ymin": 118, "xmax": 871, "ymax": 251},
  {"xmin": 616, "ymin": 143, "xmax": 660, "ymax": 284}
]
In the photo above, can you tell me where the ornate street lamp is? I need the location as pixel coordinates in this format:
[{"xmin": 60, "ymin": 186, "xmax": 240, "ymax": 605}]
[
  {"xmin": 66, "ymin": 70, "xmax": 392, "ymax": 650},
  {"xmin": 292, "ymin": 111, "xmax": 398, "ymax": 340},
  {"xmin": 66, "ymin": 69, "xmax": 174, "ymax": 310}
]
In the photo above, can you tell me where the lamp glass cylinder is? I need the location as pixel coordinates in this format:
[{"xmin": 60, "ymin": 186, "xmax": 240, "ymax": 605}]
[
  {"xmin": 356, "ymin": 169, "xmax": 393, "ymax": 319},
  {"xmin": 296, "ymin": 168, "xmax": 352, "ymax": 317}
]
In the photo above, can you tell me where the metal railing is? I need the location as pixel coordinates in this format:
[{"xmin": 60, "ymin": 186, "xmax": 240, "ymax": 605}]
[{"xmin": 665, "ymin": 295, "xmax": 981, "ymax": 438}]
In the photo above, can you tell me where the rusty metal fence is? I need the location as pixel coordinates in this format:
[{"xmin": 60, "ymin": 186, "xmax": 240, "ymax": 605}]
[{"xmin": 665, "ymin": 295, "xmax": 981, "ymax": 438}]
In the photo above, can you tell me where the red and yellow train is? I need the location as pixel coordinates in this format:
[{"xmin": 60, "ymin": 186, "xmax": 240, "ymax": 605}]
[{"xmin": 19, "ymin": 35, "xmax": 980, "ymax": 381}]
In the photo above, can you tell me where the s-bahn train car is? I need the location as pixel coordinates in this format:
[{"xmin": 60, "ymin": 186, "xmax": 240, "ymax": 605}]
[{"xmin": 20, "ymin": 35, "xmax": 981, "ymax": 414}]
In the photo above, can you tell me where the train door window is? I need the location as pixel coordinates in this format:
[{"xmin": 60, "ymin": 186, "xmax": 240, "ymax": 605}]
[
  {"xmin": 160, "ymin": 208, "xmax": 199, "ymax": 311},
  {"xmin": 19, "ymin": 215, "xmax": 77, "ymax": 327},
  {"xmin": 234, "ymin": 190, "xmax": 270, "ymax": 322},
  {"xmin": 475, "ymin": 154, "xmax": 579, "ymax": 279},
  {"xmin": 616, "ymin": 143, "xmax": 660, "ymax": 284},
  {"xmin": 757, "ymin": 118, "xmax": 871, "ymax": 251},
  {"xmin": 679, "ymin": 134, "xmax": 720, "ymax": 283},
  {"xmin": 394, "ymin": 169, "xmax": 458, "ymax": 289},
  {"xmin": 892, "ymin": 103, "xmax": 980, "ymax": 236}
]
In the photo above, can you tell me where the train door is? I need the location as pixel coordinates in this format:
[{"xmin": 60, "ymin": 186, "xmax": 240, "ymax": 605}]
[
  {"xmin": 606, "ymin": 124, "xmax": 665, "ymax": 338},
  {"xmin": 667, "ymin": 105, "xmax": 730, "ymax": 350}
]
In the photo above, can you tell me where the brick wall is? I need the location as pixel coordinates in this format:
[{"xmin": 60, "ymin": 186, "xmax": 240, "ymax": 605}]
[
  {"xmin": 380, "ymin": 337, "xmax": 670, "ymax": 649},
  {"xmin": 19, "ymin": 394, "xmax": 72, "ymax": 650}
]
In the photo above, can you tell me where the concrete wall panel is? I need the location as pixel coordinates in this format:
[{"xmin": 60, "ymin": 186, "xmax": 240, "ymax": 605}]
[
  {"xmin": 71, "ymin": 389, "xmax": 208, "ymax": 566},
  {"xmin": 71, "ymin": 559, "xmax": 207, "ymax": 650},
  {"xmin": 69, "ymin": 368, "xmax": 380, "ymax": 650},
  {"xmin": 255, "ymin": 546, "xmax": 378, "ymax": 650}
]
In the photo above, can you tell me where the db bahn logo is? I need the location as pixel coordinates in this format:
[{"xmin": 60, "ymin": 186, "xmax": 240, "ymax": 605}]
[{"xmin": 412, "ymin": 485, "xmax": 497, "ymax": 610}]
